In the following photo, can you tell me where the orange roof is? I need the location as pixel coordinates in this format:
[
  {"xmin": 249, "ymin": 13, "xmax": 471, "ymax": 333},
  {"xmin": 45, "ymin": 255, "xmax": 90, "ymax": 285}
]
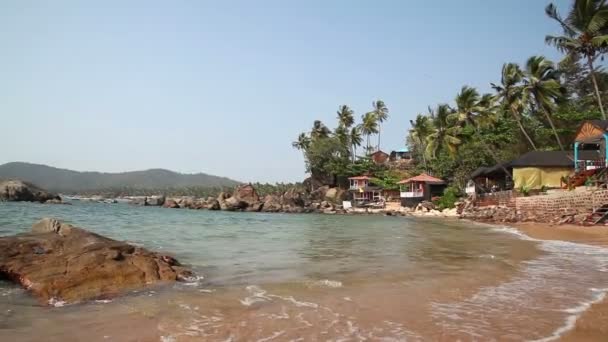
[
  {"xmin": 348, "ymin": 175, "xmax": 371, "ymax": 180},
  {"xmin": 398, "ymin": 173, "xmax": 445, "ymax": 184}
]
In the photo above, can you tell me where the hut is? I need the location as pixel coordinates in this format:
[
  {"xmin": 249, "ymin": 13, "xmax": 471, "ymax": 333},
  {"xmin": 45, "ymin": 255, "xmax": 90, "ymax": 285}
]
[
  {"xmin": 348, "ymin": 176, "xmax": 383, "ymax": 205},
  {"xmin": 468, "ymin": 162, "xmax": 513, "ymax": 193},
  {"xmin": 369, "ymin": 150, "xmax": 390, "ymax": 165},
  {"xmin": 573, "ymin": 120, "xmax": 608, "ymax": 171},
  {"xmin": 389, "ymin": 148, "xmax": 412, "ymax": 162},
  {"xmin": 398, "ymin": 173, "xmax": 446, "ymax": 207},
  {"xmin": 511, "ymin": 151, "xmax": 589, "ymax": 190}
]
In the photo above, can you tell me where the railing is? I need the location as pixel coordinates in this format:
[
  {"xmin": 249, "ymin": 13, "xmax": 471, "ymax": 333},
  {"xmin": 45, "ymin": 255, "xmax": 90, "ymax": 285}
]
[
  {"xmin": 577, "ymin": 160, "xmax": 606, "ymax": 171},
  {"xmin": 400, "ymin": 190, "xmax": 423, "ymax": 198}
]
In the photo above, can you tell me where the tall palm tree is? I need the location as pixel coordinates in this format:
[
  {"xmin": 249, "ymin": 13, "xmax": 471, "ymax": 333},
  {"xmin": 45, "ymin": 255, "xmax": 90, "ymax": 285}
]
[
  {"xmin": 292, "ymin": 132, "xmax": 311, "ymax": 151},
  {"xmin": 453, "ymin": 86, "xmax": 511, "ymax": 176},
  {"xmin": 425, "ymin": 104, "xmax": 462, "ymax": 159},
  {"xmin": 333, "ymin": 125, "xmax": 350, "ymax": 158},
  {"xmin": 409, "ymin": 114, "xmax": 432, "ymax": 170},
  {"xmin": 350, "ymin": 126, "xmax": 363, "ymax": 162},
  {"xmin": 360, "ymin": 112, "xmax": 379, "ymax": 153},
  {"xmin": 368, "ymin": 100, "xmax": 389, "ymax": 150},
  {"xmin": 491, "ymin": 63, "xmax": 538, "ymax": 150},
  {"xmin": 522, "ymin": 56, "xmax": 565, "ymax": 151},
  {"xmin": 311, "ymin": 120, "xmax": 331, "ymax": 140},
  {"xmin": 545, "ymin": 0, "xmax": 608, "ymax": 119},
  {"xmin": 336, "ymin": 105, "xmax": 355, "ymax": 128}
]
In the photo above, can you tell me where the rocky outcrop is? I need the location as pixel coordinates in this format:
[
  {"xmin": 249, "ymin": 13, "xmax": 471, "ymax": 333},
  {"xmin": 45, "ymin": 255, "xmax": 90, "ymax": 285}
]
[
  {"xmin": 233, "ymin": 184, "xmax": 260, "ymax": 206},
  {"xmin": 0, "ymin": 218, "xmax": 193, "ymax": 305},
  {"xmin": 0, "ymin": 180, "xmax": 60, "ymax": 203},
  {"xmin": 324, "ymin": 187, "xmax": 347, "ymax": 204},
  {"xmin": 262, "ymin": 194, "xmax": 282, "ymax": 212},
  {"xmin": 163, "ymin": 198, "xmax": 180, "ymax": 209}
]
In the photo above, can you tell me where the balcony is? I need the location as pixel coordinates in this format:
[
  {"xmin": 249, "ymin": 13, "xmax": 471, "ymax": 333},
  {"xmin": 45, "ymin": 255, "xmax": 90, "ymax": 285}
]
[
  {"xmin": 400, "ymin": 190, "xmax": 423, "ymax": 198},
  {"xmin": 576, "ymin": 159, "xmax": 606, "ymax": 171}
]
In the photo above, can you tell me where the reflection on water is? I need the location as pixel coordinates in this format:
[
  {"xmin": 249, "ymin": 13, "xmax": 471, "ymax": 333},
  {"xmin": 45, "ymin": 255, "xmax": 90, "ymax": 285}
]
[{"xmin": 0, "ymin": 202, "xmax": 607, "ymax": 340}]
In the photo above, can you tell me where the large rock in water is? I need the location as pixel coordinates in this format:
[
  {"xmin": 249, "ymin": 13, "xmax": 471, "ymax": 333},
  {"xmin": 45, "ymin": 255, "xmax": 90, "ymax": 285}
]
[
  {"xmin": 233, "ymin": 184, "xmax": 260, "ymax": 206},
  {"xmin": 0, "ymin": 180, "xmax": 60, "ymax": 203},
  {"xmin": 0, "ymin": 218, "xmax": 193, "ymax": 305}
]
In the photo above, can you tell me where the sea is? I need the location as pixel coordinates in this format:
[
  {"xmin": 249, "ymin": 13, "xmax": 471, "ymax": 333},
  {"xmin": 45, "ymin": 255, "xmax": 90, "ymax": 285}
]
[{"xmin": 1, "ymin": 201, "xmax": 608, "ymax": 341}]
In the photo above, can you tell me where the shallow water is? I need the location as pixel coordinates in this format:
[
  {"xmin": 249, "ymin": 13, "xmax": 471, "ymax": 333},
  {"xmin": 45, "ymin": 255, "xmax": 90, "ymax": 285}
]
[{"xmin": 0, "ymin": 202, "xmax": 607, "ymax": 341}]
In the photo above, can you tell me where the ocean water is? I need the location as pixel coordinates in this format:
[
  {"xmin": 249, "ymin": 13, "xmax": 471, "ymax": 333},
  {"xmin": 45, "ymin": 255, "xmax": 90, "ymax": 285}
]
[{"xmin": 0, "ymin": 201, "xmax": 607, "ymax": 341}]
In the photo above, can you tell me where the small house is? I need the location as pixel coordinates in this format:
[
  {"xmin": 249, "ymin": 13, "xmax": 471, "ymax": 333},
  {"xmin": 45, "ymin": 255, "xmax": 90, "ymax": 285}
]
[
  {"xmin": 469, "ymin": 162, "xmax": 513, "ymax": 193},
  {"xmin": 348, "ymin": 176, "xmax": 383, "ymax": 205},
  {"xmin": 574, "ymin": 120, "xmax": 608, "ymax": 171},
  {"xmin": 370, "ymin": 150, "xmax": 390, "ymax": 165},
  {"xmin": 398, "ymin": 173, "xmax": 446, "ymax": 207},
  {"xmin": 389, "ymin": 148, "xmax": 412, "ymax": 162}
]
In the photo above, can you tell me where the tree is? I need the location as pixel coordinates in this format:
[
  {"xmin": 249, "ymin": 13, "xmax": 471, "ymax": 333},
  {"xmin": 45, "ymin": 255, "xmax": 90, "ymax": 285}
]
[
  {"xmin": 350, "ymin": 126, "xmax": 363, "ymax": 162},
  {"xmin": 333, "ymin": 125, "xmax": 350, "ymax": 159},
  {"xmin": 368, "ymin": 100, "xmax": 389, "ymax": 150},
  {"xmin": 311, "ymin": 120, "xmax": 331, "ymax": 140},
  {"xmin": 337, "ymin": 105, "xmax": 355, "ymax": 128},
  {"xmin": 360, "ymin": 112, "xmax": 379, "ymax": 153},
  {"xmin": 491, "ymin": 63, "xmax": 538, "ymax": 150},
  {"xmin": 522, "ymin": 56, "xmax": 566, "ymax": 151},
  {"xmin": 408, "ymin": 114, "xmax": 432, "ymax": 170},
  {"xmin": 453, "ymin": 86, "xmax": 511, "ymax": 176},
  {"xmin": 425, "ymin": 104, "xmax": 462, "ymax": 159},
  {"xmin": 545, "ymin": 0, "xmax": 608, "ymax": 119},
  {"xmin": 292, "ymin": 132, "xmax": 311, "ymax": 151}
]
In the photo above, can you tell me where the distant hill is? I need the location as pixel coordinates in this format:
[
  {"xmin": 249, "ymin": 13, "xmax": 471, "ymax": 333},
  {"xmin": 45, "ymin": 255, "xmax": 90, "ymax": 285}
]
[{"xmin": 0, "ymin": 162, "xmax": 241, "ymax": 194}]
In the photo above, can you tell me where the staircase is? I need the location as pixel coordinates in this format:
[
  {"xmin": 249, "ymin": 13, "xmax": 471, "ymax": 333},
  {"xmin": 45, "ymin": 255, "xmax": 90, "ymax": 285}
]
[
  {"xmin": 585, "ymin": 204, "xmax": 608, "ymax": 225},
  {"xmin": 562, "ymin": 168, "xmax": 608, "ymax": 189}
]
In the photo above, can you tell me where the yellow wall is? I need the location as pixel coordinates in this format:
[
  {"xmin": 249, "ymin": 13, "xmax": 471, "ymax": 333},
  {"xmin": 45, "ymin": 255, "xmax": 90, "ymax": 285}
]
[{"xmin": 513, "ymin": 167, "xmax": 572, "ymax": 189}]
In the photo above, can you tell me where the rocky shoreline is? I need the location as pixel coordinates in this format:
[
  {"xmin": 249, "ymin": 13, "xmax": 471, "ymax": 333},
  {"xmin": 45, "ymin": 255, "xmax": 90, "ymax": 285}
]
[{"xmin": 0, "ymin": 218, "xmax": 193, "ymax": 305}]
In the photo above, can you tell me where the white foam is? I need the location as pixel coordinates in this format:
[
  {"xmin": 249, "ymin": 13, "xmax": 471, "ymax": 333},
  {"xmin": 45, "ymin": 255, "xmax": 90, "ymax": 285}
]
[
  {"xmin": 256, "ymin": 330, "xmax": 285, "ymax": 342},
  {"xmin": 308, "ymin": 279, "xmax": 343, "ymax": 288},
  {"xmin": 239, "ymin": 285, "xmax": 271, "ymax": 306},
  {"xmin": 160, "ymin": 336, "xmax": 176, "ymax": 342},
  {"xmin": 48, "ymin": 297, "xmax": 66, "ymax": 307}
]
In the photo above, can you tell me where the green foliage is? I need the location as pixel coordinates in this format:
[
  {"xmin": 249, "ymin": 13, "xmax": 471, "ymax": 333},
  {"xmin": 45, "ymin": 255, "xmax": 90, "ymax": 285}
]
[
  {"xmin": 519, "ymin": 185, "xmax": 531, "ymax": 196},
  {"xmin": 370, "ymin": 170, "xmax": 403, "ymax": 191},
  {"xmin": 434, "ymin": 186, "xmax": 461, "ymax": 210}
]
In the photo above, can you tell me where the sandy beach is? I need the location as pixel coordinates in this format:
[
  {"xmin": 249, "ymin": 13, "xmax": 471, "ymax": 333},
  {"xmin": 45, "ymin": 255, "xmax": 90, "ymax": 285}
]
[{"xmin": 511, "ymin": 222, "xmax": 608, "ymax": 341}]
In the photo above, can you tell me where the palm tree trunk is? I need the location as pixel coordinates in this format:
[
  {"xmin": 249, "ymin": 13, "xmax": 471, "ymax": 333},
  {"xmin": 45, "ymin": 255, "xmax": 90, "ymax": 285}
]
[
  {"xmin": 377, "ymin": 126, "xmax": 381, "ymax": 151},
  {"xmin": 473, "ymin": 126, "xmax": 512, "ymax": 178},
  {"xmin": 538, "ymin": 102, "xmax": 565, "ymax": 151},
  {"xmin": 513, "ymin": 110, "xmax": 537, "ymax": 150},
  {"xmin": 587, "ymin": 55, "xmax": 606, "ymax": 120}
]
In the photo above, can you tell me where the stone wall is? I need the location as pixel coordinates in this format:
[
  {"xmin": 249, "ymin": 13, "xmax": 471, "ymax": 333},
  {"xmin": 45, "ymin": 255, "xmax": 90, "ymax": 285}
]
[{"xmin": 515, "ymin": 189, "xmax": 608, "ymax": 216}]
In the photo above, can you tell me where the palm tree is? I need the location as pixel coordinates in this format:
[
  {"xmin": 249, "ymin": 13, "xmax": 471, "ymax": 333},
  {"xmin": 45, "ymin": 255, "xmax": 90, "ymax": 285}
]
[
  {"xmin": 453, "ymin": 86, "xmax": 511, "ymax": 176},
  {"xmin": 368, "ymin": 100, "xmax": 389, "ymax": 150},
  {"xmin": 337, "ymin": 105, "xmax": 355, "ymax": 128},
  {"xmin": 350, "ymin": 126, "xmax": 363, "ymax": 162},
  {"xmin": 311, "ymin": 120, "xmax": 331, "ymax": 140},
  {"xmin": 491, "ymin": 63, "xmax": 538, "ymax": 150},
  {"xmin": 545, "ymin": 1, "xmax": 608, "ymax": 119},
  {"xmin": 425, "ymin": 104, "xmax": 462, "ymax": 159},
  {"xmin": 360, "ymin": 112, "xmax": 379, "ymax": 153},
  {"xmin": 333, "ymin": 125, "xmax": 350, "ymax": 158},
  {"xmin": 522, "ymin": 56, "xmax": 565, "ymax": 151},
  {"xmin": 292, "ymin": 132, "xmax": 311, "ymax": 151},
  {"xmin": 409, "ymin": 114, "xmax": 432, "ymax": 170}
]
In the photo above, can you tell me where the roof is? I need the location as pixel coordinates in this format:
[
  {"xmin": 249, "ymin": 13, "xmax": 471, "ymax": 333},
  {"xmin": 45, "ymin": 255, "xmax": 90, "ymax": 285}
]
[
  {"xmin": 398, "ymin": 173, "xmax": 445, "ymax": 184},
  {"xmin": 470, "ymin": 167, "xmax": 488, "ymax": 179},
  {"xmin": 510, "ymin": 151, "xmax": 577, "ymax": 167},
  {"xmin": 348, "ymin": 176, "xmax": 371, "ymax": 180},
  {"xmin": 393, "ymin": 148, "xmax": 409, "ymax": 153},
  {"xmin": 588, "ymin": 120, "xmax": 608, "ymax": 131},
  {"xmin": 370, "ymin": 150, "xmax": 389, "ymax": 156}
]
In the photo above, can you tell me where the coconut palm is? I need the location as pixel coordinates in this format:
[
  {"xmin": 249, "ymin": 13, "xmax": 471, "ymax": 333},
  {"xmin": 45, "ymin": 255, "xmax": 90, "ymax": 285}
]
[
  {"xmin": 360, "ymin": 112, "xmax": 379, "ymax": 153},
  {"xmin": 368, "ymin": 100, "xmax": 389, "ymax": 150},
  {"xmin": 545, "ymin": 0, "xmax": 608, "ymax": 119},
  {"xmin": 350, "ymin": 126, "xmax": 363, "ymax": 162},
  {"xmin": 292, "ymin": 132, "xmax": 311, "ymax": 151},
  {"xmin": 333, "ymin": 125, "xmax": 350, "ymax": 158},
  {"xmin": 336, "ymin": 105, "xmax": 355, "ymax": 128},
  {"xmin": 522, "ymin": 56, "xmax": 565, "ymax": 151},
  {"xmin": 453, "ymin": 86, "xmax": 511, "ymax": 175},
  {"xmin": 425, "ymin": 104, "xmax": 462, "ymax": 159},
  {"xmin": 311, "ymin": 120, "xmax": 331, "ymax": 140},
  {"xmin": 409, "ymin": 114, "xmax": 432, "ymax": 170},
  {"xmin": 491, "ymin": 63, "xmax": 538, "ymax": 150}
]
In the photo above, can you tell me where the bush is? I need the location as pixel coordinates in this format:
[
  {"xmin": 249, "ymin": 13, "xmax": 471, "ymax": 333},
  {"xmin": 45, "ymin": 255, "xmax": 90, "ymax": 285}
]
[{"xmin": 435, "ymin": 186, "xmax": 461, "ymax": 210}]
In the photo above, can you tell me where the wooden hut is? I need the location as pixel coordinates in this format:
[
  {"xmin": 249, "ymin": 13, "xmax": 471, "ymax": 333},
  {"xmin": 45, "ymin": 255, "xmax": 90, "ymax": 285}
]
[
  {"xmin": 574, "ymin": 120, "xmax": 608, "ymax": 171},
  {"xmin": 398, "ymin": 173, "xmax": 446, "ymax": 207}
]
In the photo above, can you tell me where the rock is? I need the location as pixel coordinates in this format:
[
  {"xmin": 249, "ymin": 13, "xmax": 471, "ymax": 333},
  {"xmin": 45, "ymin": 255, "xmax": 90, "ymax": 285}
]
[
  {"xmin": 245, "ymin": 202, "xmax": 264, "ymax": 212},
  {"xmin": 233, "ymin": 184, "xmax": 259, "ymax": 207},
  {"xmin": 129, "ymin": 197, "xmax": 147, "ymax": 206},
  {"xmin": 324, "ymin": 188, "xmax": 347, "ymax": 204},
  {"xmin": 222, "ymin": 196, "xmax": 248, "ymax": 211},
  {"xmin": 208, "ymin": 200, "xmax": 221, "ymax": 211},
  {"xmin": 146, "ymin": 196, "xmax": 165, "ymax": 206},
  {"xmin": 282, "ymin": 188, "xmax": 306, "ymax": 207},
  {"xmin": 163, "ymin": 199, "xmax": 180, "ymax": 209},
  {"xmin": 0, "ymin": 218, "xmax": 192, "ymax": 304},
  {"xmin": 262, "ymin": 194, "xmax": 282, "ymax": 212},
  {"xmin": 44, "ymin": 199, "xmax": 70, "ymax": 205},
  {"xmin": 0, "ymin": 180, "xmax": 60, "ymax": 203},
  {"xmin": 309, "ymin": 186, "xmax": 330, "ymax": 201}
]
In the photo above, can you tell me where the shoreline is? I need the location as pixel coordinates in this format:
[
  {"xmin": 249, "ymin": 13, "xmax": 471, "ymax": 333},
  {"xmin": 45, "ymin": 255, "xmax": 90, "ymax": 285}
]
[{"xmin": 495, "ymin": 221, "xmax": 608, "ymax": 341}]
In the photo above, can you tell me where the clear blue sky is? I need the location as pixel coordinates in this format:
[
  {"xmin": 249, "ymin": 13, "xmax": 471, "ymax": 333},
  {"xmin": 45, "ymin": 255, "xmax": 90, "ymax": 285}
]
[{"xmin": 1, "ymin": 0, "xmax": 570, "ymax": 183}]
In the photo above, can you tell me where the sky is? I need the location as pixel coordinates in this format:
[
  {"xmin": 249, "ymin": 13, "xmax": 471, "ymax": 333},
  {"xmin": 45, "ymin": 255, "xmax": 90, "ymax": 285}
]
[{"xmin": 0, "ymin": 0, "xmax": 571, "ymax": 183}]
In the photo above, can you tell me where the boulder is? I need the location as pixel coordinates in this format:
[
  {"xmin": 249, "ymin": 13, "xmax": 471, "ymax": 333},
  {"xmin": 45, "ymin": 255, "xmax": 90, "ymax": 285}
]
[
  {"xmin": 281, "ymin": 188, "xmax": 306, "ymax": 207},
  {"xmin": 309, "ymin": 185, "xmax": 330, "ymax": 201},
  {"xmin": 208, "ymin": 200, "xmax": 221, "ymax": 211},
  {"xmin": 233, "ymin": 184, "xmax": 260, "ymax": 207},
  {"xmin": 324, "ymin": 188, "xmax": 347, "ymax": 203},
  {"xmin": 0, "ymin": 180, "xmax": 60, "ymax": 203},
  {"xmin": 145, "ymin": 196, "xmax": 165, "ymax": 206},
  {"xmin": 222, "ymin": 196, "xmax": 248, "ymax": 211},
  {"xmin": 163, "ymin": 199, "xmax": 180, "ymax": 209},
  {"xmin": 0, "ymin": 218, "xmax": 193, "ymax": 305},
  {"xmin": 245, "ymin": 202, "xmax": 264, "ymax": 212},
  {"xmin": 262, "ymin": 194, "xmax": 282, "ymax": 212}
]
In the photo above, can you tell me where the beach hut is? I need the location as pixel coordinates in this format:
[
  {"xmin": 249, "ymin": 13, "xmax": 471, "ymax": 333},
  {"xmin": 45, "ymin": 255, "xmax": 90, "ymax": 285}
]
[
  {"xmin": 398, "ymin": 173, "xmax": 446, "ymax": 207},
  {"xmin": 369, "ymin": 150, "xmax": 390, "ymax": 165},
  {"xmin": 469, "ymin": 162, "xmax": 513, "ymax": 193},
  {"xmin": 511, "ymin": 151, "xmax": 583, "ymax": 190},
  {"xmin": 389, "ymin": 148, "xmax": 412, "ymax": 162},
  {"xmin": 348, "ymin": 176, "xmax": 383, "ymax": 205},
  {"xmin": 573, "ymin": 120, "xmax": 608, "ymax": 171}
]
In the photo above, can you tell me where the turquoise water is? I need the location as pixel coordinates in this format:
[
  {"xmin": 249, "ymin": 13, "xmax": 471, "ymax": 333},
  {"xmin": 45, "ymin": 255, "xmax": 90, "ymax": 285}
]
[{"xmin": 1, "ymin": 201, "xmax": 608, "ymax": 340}]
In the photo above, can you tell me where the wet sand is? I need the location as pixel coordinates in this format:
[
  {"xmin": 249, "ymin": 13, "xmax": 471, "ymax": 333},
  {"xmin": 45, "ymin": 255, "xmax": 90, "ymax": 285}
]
[{"xmin": 511, "ymin": 222, "xmax": 608, "ymax": 341}]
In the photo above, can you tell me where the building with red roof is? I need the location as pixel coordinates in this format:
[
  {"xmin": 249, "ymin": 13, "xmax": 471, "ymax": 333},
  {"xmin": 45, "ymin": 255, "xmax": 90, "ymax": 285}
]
[
  {"xmin": 348, "ymin": 175, "xmax": 383, "ymax": 206},
  {"xmin": 398, "ymin": 173, "xmax": 446, "ymax": 207}
]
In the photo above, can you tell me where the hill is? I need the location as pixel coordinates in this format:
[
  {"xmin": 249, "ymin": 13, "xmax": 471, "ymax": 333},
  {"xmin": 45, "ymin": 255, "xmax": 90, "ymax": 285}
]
[{"xmin": 0, "ymin": 162, "xmax": 241, "ymax": 194}]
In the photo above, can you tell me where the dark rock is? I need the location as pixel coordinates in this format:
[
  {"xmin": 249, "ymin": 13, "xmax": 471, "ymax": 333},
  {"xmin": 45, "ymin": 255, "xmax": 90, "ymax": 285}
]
[
  {"xmin": 233, "ymin": 184, "xmax": 260, "ymax": 207},
  {"xmin": 0, "ymin": 180, "xmax": 60, "ymax": 203},
  {"xmin": 222, "ymin": 196, "xmax": 248, "ymax": 211},
  {"xmin": 0, "ymin": 218, "xmax": 192, "ymax": 305},
  {"xmin": 163, "ymin": 199, "xmax": 180, "ymax": 209},
  {"xmin": 208, "ymin": 200, "xmax": 221, "ymax": 211}
]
